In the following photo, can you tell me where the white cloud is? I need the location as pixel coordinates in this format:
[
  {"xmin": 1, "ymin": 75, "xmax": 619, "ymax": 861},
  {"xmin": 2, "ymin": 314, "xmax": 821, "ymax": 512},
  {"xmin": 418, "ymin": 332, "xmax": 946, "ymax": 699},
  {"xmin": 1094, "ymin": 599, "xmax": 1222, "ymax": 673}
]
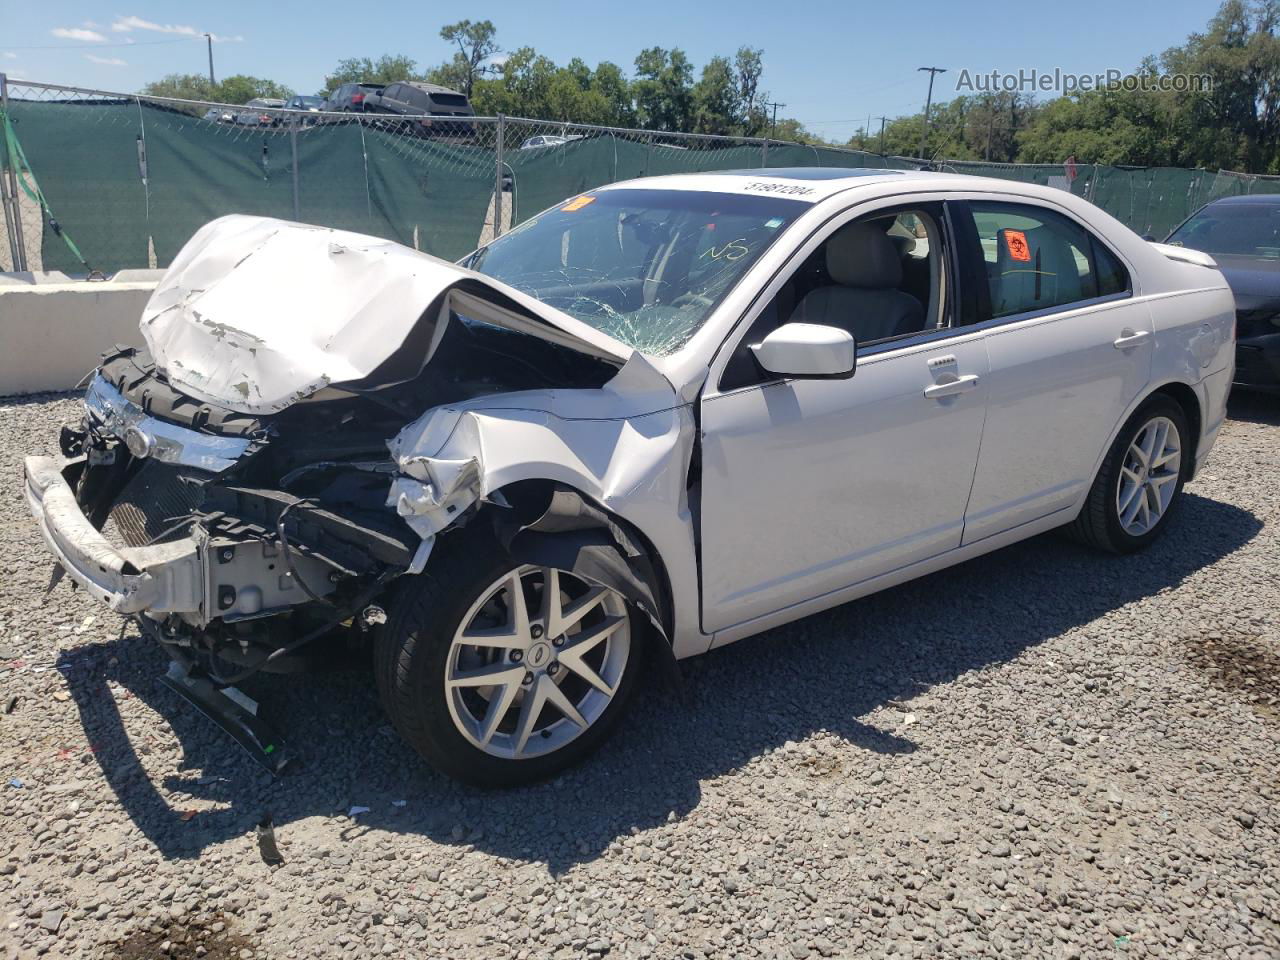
[
  {"xmin": 1, "ymin": 52, "xmax": 18, "ymax": 60},
  {"xmin": 111, "ymin": 14, "xmax": 198, "ymax": 36},
  {"xmin": 85, "ymin": 54, "xmax": 128, "ymax": 66},
  {"xmin": 51, "ymin": 27, "xmax": 107, "ymax": 42},
  {"xmin": 110, "ymin": 15, "xmax": 243, "ymax": 42}
]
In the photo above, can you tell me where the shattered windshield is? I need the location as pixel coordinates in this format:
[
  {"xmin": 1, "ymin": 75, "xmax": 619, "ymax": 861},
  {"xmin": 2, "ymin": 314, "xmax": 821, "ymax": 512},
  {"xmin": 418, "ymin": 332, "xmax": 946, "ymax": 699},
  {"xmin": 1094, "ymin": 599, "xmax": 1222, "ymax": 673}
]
[{"xmin": 465, "ymin": 188, "xmax": 806, "ymax": 355}]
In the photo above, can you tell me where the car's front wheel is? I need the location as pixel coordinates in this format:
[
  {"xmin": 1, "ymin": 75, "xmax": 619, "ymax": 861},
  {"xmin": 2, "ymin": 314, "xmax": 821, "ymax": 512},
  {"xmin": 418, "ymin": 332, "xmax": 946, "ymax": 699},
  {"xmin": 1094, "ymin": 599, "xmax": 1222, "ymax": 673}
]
[
  {"xmin": 1070, "ymin": 394, "xmax": 1190, "ymax": 553},
  {"xmin": 374, "ymin": 528, "xmax": 644, "ymax": 787}
]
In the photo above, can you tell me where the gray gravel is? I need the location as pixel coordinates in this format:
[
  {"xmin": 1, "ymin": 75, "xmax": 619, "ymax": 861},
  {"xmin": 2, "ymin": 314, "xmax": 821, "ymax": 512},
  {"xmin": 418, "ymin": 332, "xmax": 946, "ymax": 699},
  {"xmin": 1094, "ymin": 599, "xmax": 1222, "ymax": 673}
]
[{"xmin": 1, "ymin": 390, "xmax": 1278, "ymax": 960}]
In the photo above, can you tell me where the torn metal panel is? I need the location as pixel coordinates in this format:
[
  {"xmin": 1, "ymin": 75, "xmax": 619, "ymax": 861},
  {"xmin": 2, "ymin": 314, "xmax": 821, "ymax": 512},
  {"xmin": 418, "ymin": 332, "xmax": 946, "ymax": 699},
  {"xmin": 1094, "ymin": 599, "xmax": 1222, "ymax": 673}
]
[
  {"xmin": 141, "ymin": 215, "xmax": 634, "ymax": 416},
  {"xmin": 385, "ymin": 359, "xmax": 704, "ymax": 656}
]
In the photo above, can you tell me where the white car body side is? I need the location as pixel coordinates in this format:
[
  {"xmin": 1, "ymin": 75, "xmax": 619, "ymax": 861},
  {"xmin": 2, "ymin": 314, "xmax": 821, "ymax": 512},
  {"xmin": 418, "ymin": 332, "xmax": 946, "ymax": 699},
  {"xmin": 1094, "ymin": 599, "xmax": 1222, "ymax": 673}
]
[{"xmin": 119, "ymin": 172, "xmax": 1237, "ymax": 661}]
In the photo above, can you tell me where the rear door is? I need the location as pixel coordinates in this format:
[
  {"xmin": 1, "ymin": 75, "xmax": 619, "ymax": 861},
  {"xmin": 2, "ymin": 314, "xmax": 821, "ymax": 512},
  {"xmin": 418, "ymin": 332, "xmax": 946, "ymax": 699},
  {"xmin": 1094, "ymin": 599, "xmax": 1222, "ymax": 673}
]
[{"xmin": 949, "ymin": 198, "xmax": 1152, "ymax": 542}]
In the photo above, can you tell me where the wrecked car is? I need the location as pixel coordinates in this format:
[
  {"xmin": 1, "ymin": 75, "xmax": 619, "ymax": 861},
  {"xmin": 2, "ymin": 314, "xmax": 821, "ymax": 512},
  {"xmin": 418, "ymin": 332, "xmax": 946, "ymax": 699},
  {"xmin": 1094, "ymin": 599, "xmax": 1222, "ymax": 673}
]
[{"xmin": 25, "ymin": 169, "xmax": 1235, "ymax": 786}]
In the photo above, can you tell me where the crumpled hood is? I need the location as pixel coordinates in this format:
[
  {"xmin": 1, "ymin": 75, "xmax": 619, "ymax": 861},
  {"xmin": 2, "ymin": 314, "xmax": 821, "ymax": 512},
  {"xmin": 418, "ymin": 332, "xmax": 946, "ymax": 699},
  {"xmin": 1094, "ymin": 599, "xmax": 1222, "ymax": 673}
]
[{"xmin": 140, "ymin": 215, "xmax": 633, "ymax": 415}]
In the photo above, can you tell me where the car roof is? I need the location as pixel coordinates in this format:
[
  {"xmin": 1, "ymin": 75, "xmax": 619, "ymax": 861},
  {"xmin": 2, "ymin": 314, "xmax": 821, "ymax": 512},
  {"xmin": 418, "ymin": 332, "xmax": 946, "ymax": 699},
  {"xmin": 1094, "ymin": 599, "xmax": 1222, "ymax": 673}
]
[
  {"xmin": 709, "ymin": 166, "xmax": 909, "ymax": 181},
  {"xmin": 1205, "ymin": 193, "xmax": 1280, "ymax": 208},
  {"xmin": 397, "ymin": 80, "xmax": 468, "ymax": 97}
]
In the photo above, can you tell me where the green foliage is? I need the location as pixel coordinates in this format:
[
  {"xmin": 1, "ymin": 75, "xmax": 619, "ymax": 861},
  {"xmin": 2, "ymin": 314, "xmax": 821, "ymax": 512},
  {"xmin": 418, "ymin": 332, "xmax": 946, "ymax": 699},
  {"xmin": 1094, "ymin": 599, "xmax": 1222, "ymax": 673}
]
[
  {"xmin": 320, "ymin": 55, "xmax": 421, "ymax": 95},
  {"xmin": 435, "ymin": 20, "xmax": 502, "ymax": 96},
  {"xmin": 850, "ymin": 1, "xmax": 1280, "ymax": 173},
  {"xmin": 141, "ymin": 73, "xmax": 293, "ymax": 105}
]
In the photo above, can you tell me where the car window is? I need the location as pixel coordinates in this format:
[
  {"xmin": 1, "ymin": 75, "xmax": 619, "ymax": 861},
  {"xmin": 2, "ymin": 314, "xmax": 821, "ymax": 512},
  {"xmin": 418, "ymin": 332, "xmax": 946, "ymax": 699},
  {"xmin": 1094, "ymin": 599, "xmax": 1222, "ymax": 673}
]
[
  {"xmin": 382, "ymin": 84, "xmax": 399, "ymax": 100},
  {"xmin": 467, "ymin": 188, "xmax": 806, "ymax": 356},
  {"xmin": 430, "ymin": 92, "xmax": 470, "ymax": 108},
  {"xmin": 1167, "ymin": 203, "xmax": 1280, "ymax": 258},
  {"xmin": 718, "ymin": 204, "xmax": 950, "ymax": 391},
  {"xmin": 404, "ymin": 87, "xmax": 430, "ymax": 109},
  {"xmin": 969, "ymin": 201, "xmax": 1129, "ymax": 320}
]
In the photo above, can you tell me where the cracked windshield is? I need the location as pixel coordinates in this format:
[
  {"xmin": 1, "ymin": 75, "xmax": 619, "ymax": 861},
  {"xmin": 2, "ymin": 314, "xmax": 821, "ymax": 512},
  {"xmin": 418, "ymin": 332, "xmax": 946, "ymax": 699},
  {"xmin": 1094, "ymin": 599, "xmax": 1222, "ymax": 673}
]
[{"xmin": 466, "ymin": 188, "xmax": 807, "ymax": 355}]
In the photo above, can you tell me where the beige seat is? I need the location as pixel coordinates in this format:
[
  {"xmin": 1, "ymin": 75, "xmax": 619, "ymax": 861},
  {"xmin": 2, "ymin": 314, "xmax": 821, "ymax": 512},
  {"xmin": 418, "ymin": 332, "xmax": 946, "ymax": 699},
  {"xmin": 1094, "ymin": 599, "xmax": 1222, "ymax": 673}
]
[{"xmin": 791, "ymin": 223, "xmax": 924, "ymax": 343}]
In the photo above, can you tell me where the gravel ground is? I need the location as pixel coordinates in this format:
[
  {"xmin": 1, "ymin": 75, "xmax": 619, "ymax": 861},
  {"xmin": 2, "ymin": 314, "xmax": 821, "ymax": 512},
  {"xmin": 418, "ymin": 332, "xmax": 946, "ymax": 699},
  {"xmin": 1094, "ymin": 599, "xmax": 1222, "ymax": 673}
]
[{"xmin": 1, "ymin": 390, "xmax": 1278, "ymax": 960}]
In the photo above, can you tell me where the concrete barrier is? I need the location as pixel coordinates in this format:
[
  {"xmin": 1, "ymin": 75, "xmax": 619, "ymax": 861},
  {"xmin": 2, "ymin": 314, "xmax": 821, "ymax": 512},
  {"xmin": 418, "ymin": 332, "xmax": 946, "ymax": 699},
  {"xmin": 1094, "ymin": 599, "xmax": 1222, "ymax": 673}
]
[{"xmin": 0, "ymin": 270, "xmax": 162, "ymax": 396}]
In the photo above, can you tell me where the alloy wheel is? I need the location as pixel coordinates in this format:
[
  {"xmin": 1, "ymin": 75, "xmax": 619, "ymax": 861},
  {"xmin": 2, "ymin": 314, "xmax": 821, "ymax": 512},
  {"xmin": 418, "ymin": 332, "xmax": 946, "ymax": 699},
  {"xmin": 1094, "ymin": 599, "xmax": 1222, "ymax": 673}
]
[
  {"xmin": 444, "ymin": 565, "xmax": 631, "ymax": 760},
  {"xmin": 1116, "ymin": 415, "xmax": 1182, "ymax": 536}
]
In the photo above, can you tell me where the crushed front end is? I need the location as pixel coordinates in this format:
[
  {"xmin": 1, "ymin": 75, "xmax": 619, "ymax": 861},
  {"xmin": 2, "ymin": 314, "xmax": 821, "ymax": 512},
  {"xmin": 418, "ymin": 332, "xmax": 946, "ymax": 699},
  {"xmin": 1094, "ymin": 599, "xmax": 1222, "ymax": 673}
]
[{"xmin": 25, "ymin": 349, "xmax": 428, "ymax": 768}]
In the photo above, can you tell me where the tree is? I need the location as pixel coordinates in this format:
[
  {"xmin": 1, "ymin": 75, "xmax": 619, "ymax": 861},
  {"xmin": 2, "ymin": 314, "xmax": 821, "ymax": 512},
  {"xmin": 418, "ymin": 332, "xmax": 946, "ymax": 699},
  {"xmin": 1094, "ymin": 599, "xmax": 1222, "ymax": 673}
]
[
  {"xmin": 437, "ymin": 20, "xmax": 501, "ymax": 96},
  {"xmin": 691, "ymin": 56, "xmax": 738, "ymax": 134},
  {"xmin": 141, "ymin": 73, "xmax": 292, "ymax": 106},
  {"xmin": 633, "ymin": 47, "xmax": 694, "ymax": 131},
  {"xmin": 321, "ymin": 55, "xmax": 420, "ymax": 95},
  {"xmin": 734, "ymin": 47, "xmax": 766, "ymax": 135}
]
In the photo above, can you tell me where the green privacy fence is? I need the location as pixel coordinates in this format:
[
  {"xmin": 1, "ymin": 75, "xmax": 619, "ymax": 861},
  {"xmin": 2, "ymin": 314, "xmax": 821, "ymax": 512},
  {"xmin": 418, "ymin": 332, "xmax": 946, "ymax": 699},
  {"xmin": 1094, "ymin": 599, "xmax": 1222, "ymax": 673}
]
[{"xmin": 4, "ymin": 76, "xmax": 1280, "ymax": 275}]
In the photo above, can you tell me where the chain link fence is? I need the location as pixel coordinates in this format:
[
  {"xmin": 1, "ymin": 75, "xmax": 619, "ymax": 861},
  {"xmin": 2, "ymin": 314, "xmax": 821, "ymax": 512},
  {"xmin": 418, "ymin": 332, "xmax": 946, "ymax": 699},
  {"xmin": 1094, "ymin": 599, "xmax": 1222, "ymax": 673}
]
[{"xmin": 4, "ymin": 75, "xmax": 1280, "ymax": 275}]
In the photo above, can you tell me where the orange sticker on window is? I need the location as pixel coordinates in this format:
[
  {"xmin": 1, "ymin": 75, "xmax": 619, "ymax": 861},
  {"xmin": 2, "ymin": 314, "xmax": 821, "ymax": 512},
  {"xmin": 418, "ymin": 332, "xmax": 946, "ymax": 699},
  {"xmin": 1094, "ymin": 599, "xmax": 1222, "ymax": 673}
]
[
  {"xmin": 1004, "ymin": 229, "xmax": 1032, "ymax": 262},
  {"xmin": 561, "ymin": 195, "xmax": 596, "ymax": 212}
]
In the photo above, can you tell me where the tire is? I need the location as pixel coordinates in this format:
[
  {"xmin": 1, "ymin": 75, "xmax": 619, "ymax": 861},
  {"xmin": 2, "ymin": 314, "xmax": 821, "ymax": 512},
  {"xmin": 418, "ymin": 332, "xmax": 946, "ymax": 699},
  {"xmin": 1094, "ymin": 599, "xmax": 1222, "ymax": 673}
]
[
  {"xmin": 374, "ymin": 524, "xmax": 645, "ymax": 787},
  {"xmin": 1069, "ymin": 394, "xmax": 1190, "ymax": 553}
]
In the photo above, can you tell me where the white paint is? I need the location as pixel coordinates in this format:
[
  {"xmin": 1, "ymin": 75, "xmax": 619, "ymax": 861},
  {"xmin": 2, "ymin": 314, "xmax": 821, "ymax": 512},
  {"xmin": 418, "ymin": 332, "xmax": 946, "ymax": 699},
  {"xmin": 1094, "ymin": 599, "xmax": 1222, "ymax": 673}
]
[
  {"xmin": 141, "ymin": 215, "xmax": 632, "ymax": 415},
  {"xmin": 20, "ymin": 171, "xmax": 1240, "ymax": 664}
]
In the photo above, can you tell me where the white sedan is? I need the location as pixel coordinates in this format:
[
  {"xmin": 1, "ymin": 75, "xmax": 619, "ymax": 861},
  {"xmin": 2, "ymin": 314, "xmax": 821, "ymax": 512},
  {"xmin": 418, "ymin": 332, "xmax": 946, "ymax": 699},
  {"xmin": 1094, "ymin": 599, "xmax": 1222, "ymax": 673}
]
[{"xmin": 24, "ymin": 169, "xmax": 1235, "ymax": 786}]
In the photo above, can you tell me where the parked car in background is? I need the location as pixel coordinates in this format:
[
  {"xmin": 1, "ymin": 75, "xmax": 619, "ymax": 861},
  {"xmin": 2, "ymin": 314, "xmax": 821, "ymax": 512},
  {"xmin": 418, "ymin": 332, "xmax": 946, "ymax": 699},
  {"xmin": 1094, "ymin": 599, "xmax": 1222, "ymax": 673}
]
[
  {"xmin": 361, "ymin": 81, "xmax": 475, "ymax": 137},
  {"xmin": 283, "ymin": 94, "xmax": 326, "ymax": 121},
  {"xmin": 24, "ymin": 170, "xmax": 1235, "ymax": 787},
  {"xmin": 519, "ymin": 134, "xmax": 585, "ymax": 150},
  {"xmin": 324, "ymin": 82, "xmax": 386, "ymax": 113},
  {"xmin": 231, "ymin": 98, "xmax": 285, "ymax": 127},
  {"xmin": 1166, "ymin": 194, "xmax": 1280, "ymax": 391},
  {"xmin": 202, "ymin": 106, "xmax": 235, "ymax": 124}
]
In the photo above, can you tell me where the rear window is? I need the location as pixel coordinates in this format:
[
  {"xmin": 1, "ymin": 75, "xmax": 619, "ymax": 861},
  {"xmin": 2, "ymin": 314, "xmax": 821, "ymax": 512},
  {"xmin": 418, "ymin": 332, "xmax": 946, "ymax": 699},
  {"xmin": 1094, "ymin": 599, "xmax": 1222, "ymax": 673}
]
[
  {"xmin": 969, "ymin": 201, "xmax": 1129, "ymax": 319},
  {"xmin": 429, "ymin": 92, "xmax": 470, "ymax": 108}
]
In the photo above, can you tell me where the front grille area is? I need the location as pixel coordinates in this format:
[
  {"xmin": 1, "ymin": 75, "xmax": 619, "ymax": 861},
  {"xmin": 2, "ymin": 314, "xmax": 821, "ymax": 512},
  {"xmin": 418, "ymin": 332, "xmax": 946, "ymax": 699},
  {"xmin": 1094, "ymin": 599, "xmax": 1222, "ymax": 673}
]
[{"xmin": 101, "ymin": 460, "xmax": 211, "ymax": 548}]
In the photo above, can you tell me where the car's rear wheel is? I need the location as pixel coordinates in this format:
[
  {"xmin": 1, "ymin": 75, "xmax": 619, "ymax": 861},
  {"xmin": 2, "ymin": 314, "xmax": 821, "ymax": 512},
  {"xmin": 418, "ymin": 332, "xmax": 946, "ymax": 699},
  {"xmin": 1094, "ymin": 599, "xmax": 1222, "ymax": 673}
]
[
  {"xmin": 1069, "ymin": 394, "xmax": 1190, "ymax": 553},
  {"xmin": 374, "ymin": 528, "xmax": 644, "ymax": 787}
]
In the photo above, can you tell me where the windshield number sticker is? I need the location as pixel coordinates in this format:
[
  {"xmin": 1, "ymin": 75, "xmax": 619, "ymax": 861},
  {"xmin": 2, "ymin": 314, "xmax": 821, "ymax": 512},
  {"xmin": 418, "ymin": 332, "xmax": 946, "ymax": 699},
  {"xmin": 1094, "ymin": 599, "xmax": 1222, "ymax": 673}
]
[
  {"xmin": 742, "ymin": 181, "xmax": 816, "ymax": 196},
  {"xmin": 562, "ymin": 195, "xmax": 596, "ymax": 212},
  {"xmin": 1004, "ymin": 229, "xmax": 1032, "ymax": 262}
]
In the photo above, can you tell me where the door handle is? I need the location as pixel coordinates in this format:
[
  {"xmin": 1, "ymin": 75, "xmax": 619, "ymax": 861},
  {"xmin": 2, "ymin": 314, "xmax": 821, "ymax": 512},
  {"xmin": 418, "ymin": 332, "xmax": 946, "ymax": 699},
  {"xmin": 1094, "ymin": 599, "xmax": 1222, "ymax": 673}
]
[
  {"xmin": 923, "ymin": 373, "xmax": 980, "ymax": 399},
  {"xmin": 1113, "ymin": 329, "xmax": 1151, "ymax": 350}
]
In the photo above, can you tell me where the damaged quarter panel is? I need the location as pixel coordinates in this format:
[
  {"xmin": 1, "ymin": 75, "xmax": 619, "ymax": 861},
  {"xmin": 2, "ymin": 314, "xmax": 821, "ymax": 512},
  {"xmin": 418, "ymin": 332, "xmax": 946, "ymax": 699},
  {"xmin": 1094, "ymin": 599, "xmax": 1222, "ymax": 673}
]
[{"xmin": 388, "ymin": 351, "xmax": 704, "ymax": 658}]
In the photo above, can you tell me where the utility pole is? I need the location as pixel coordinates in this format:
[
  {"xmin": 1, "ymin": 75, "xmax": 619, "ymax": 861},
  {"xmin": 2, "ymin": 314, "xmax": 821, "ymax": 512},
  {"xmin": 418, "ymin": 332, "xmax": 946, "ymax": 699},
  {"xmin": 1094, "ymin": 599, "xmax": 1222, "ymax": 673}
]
[
  {"xmin": 763, "ymin": 100, "xmax": 785, "ymax": 140},
  {"xmin": 204, "ymin": 33, "xmax": 216, "ymax": 88},
  {"xmin": 874, "ymin": 116, "xmax": 887, "ymax": 155},
  {"xmin": 917, "ymin": 66, "xmax": 946, "ymax": 160}
]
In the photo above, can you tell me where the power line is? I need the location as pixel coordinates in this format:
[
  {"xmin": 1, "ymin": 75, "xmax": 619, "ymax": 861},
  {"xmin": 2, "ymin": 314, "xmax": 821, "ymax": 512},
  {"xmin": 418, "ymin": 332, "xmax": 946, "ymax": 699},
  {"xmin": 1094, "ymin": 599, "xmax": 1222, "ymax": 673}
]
[{"xmin": 3, "ymin": 37, "xmax": 201, "ymax": 50}]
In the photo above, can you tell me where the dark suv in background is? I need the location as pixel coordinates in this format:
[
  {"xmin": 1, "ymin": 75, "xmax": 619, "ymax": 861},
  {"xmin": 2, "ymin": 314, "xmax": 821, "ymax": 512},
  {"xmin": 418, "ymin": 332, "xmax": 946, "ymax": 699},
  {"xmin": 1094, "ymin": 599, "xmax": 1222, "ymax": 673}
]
[
  {"xmin": 362, "ymin": 81, "xmax": 476, "ymax": 138},
  {"xmin": 324, "ymin": 82, "xmax": 387, "ymax": 112}
]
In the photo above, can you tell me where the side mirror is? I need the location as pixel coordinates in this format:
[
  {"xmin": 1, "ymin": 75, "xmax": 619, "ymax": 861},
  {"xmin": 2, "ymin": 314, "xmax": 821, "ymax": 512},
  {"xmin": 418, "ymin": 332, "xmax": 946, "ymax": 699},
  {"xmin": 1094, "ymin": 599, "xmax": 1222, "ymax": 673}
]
[{"xmin": 750, "ymin": 322, "xmax": 857, "ymax": 380}]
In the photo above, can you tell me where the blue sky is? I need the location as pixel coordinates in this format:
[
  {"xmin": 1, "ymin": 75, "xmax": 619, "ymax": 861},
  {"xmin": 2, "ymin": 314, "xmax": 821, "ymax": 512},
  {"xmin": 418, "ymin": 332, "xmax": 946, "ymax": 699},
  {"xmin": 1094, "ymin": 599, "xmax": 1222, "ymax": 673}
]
[{"xmin": 2, "ymin": 1, "xmax": 1221, "ymax": 142}]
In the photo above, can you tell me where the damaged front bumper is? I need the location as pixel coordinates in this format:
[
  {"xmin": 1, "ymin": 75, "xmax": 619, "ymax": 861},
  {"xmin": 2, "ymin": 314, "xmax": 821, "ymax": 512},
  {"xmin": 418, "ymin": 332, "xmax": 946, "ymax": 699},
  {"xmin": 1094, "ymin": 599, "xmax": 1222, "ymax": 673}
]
[
  {"xmin": 24, "ymin": 455, "xmax": 346, "ymax": 626},
  {"xmin": 24, "ymin": 455, "xmax": 206, "ymax": 616}
]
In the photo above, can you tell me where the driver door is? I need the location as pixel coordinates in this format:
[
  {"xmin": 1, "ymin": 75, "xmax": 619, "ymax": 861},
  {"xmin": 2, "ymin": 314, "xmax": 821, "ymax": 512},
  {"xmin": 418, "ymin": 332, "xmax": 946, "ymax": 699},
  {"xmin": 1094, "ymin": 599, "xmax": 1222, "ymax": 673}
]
[{"xmin": 698, "ymin": 202, "xmax": 990, "ymax": 635}]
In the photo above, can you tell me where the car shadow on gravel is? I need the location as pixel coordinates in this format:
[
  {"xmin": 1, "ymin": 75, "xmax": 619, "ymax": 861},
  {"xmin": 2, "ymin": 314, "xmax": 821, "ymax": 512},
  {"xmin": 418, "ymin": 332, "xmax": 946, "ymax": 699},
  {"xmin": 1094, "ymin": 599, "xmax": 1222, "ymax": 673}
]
[{"xmin": 56, "ymin": 491, "xmax": 1260, "ymax": 873}]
